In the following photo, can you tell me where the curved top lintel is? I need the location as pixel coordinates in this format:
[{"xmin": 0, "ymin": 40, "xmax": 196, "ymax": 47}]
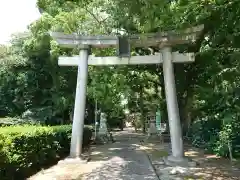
[{"xmin": 50, "ymin": 25, "xmax": 204, "ymax": 48}]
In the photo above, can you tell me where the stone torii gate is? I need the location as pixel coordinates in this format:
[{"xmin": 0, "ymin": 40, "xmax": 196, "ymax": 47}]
[{"xmin": 51, "ymin": 25, "xmax": 203, "ymax": 163}]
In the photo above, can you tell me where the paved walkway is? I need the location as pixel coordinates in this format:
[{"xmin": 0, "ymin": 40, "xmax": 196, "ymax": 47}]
[
  {"xmin": 29, "ymin": 128, "xmax": 159, "ymax": 180},
  {"xmin": 80, "ymin": 128, "xmax": 159, "ymax": 180}
]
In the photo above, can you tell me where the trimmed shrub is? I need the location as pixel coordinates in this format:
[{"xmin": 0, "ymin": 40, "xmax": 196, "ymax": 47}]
[{"xmin": 0, "ymin": 125, "xmax": 92, "ymax": 180}]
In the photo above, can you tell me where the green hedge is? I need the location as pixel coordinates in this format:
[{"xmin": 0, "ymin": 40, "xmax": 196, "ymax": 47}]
[{"xmin": 0, "ymin": 125, "xmax": 93, "ymax": 180}]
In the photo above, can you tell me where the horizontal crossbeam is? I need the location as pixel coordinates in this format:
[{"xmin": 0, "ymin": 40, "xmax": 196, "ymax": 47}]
[
  {"xmin": 50, "ymin": 32, "xmax": 118, "ymax": 48},
  {"xmin": 58, "ymin": 53, "xmax": 194, "ymax": 66},
  {"xmin": 50, "ymin": 25, "xmax": 204, "ymax": 48}
]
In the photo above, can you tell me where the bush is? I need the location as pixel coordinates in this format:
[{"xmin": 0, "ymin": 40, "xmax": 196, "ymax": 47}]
[
  {"xmin": 188, "ymin": 114, "xmax": 240, "ymax": 158},
  {"xmin": 0, "ymin": 117, "xmax": 37, "ymax": 126},
  {"xmin": 214, "ymin": 117, "xmax": 240, "ymax": 157},
  {"xmin": 107, "ymin": 116, "xmax": 124, "ymax": 130},
  {"xmin": 21, "ymin": 107, "xmax": 57, "ymax": 125},
  {"xmin": 0, "ymin": 125, "xmax": 92, "ymax": 180},
  {"xmin": 188, "ymin": 117, "xmax": 221, "ymax": 152}
]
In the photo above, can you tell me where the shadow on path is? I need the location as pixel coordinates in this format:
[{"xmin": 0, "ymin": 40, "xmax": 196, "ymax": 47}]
[{"xmin": 79, "ymin": 128, "xmax": 159, "ymax": 180}]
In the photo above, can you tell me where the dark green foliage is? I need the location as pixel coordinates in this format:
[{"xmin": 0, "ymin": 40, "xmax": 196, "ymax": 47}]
[
  {"xmin": 188, "ymin": 115, "xmax": 240, "ymax": 158},
  {"xmin": 215, "ymin": 117, "xmax": 240, "ymax": 157},
  {"xmin": 0, "ymin": 117, "xmax": 37, "ymax": 126},
  {"xmin": 106, "ymin": 112, "xmax": 125, "ymax": 130},
  {"xmin": 0, "ymin": 125, "xmax": 92, "ymax": 180},
  {"xmin": 21, "ymin": 107, "xmax": 53, "ymax": 123},
  {"xmin": 188, "ymin": 118, "xmax": 222, "ymax": 152}
]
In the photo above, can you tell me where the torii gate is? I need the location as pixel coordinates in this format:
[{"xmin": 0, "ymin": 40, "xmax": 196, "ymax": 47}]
[{"xmin": 51, "ymin": 25, "xmax": 203, "ymax": 163}]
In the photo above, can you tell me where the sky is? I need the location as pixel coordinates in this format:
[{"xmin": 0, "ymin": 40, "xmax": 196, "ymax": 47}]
[{"xmin": 0, "ymin": 0, "xmax": 41, "ymax": 44}]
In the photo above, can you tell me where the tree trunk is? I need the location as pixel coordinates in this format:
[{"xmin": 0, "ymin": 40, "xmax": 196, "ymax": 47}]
[
  {"xmin": 159, "ymin": 70, "xmax": 169, "ymax": 132},
  {"xmin": 139, "ymin": 86, "xmax": 146, "ymax": 133},
  {"xmin": 69, "ymin": 110, "xmax": 73, "ymax": 122},
  {"xmin": 181, "ymin": 94, "xmax": 193, "ymax": 136}
]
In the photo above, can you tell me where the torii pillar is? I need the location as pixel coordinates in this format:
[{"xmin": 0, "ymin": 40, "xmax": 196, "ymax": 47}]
[
  {"xmin": 69, "ymin": 45, "xmax": 89, "ymax": 158},
  {"xmin": 162, "ymin": 47, "xmax": 184, "ymax": 162}
]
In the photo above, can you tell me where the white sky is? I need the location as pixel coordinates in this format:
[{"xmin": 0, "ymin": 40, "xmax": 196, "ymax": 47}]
[{"xmin": 0, "ymin": 0, "xmax": 41, "ymax": 44}]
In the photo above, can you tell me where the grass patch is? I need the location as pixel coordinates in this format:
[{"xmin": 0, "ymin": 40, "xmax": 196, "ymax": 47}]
[{"xmin": 145, "ymin": 149, "xmax": 169, "ymax": 158}]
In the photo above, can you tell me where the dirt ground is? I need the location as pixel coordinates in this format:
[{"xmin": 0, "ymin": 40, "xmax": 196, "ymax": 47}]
[{"xmin": 141, "ymin": 141, "xmax": 240, "ymax": 180}]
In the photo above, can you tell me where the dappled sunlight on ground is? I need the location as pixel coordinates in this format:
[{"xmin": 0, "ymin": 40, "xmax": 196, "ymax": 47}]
[
  {"xmin": 184, "ymin": 150, "xmax": 200, "ymax": 157},
  {"xmin": 28, "ymin": 161, "xmax": 104, "ymax": 180},
  {"xmin": 29, "ymin": 129, "xmax": 240, "ymax": 180},
  {"xmin": 78, "ymin": 136, "xmax": 158, "ymax": 180},
  {"xmin": 78, "ymin": 157, "xmax": 157, "ymax": 180},
  {"xmin": 142, "ymin": 141, "xmax": 240, "ymax": 180}
]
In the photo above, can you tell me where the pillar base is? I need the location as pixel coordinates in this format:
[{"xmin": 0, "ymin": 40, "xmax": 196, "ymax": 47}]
[
  {"xmin": 163, "ymin": 156, "xmax": 197, "ymax": 167},
  {"xmin": 58, "ymin": 156, "xmax": 89, "ymax": 165}
]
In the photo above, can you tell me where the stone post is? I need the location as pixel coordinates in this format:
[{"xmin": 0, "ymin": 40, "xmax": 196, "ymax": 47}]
[
  {"xmin": 70, "ymin": 46, "xmax": 89, "ymax": 158},
  {"xmin": 162, "ymin": 47, "xmax": 184, "ymax": 161},
  {"xmin": 98, "ymin": 113, "xmax": 108, "ymax": 135},
  {"xmin": 148, "ymin": 118, "xmax": 158, "ymax": 136}
]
